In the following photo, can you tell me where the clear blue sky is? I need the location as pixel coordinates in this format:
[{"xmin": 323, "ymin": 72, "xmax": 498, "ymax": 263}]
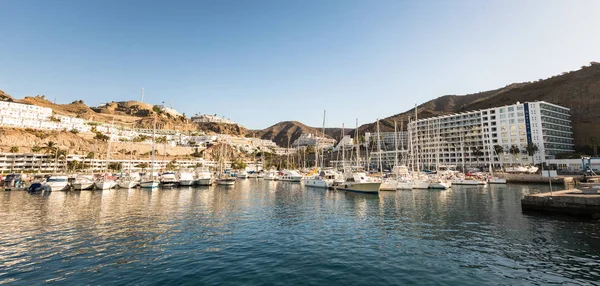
[{"xmin": 1, "ymin": 0, "xmax": 599, "ymax": 129}]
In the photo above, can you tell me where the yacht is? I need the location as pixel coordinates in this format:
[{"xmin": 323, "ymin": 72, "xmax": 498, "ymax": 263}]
[
  {"xmin": 45, "ymin": 175, "xmax": 70, "ymax": 191},
  {"xmin": 216, "ymin": 173, "xmax": 236, "ymax": 185},
  {"xmin": 428, "ymin": 177, "xmax": 451, "ymax": 189},
  {"xmin": 304, "ymin": 169, "xmax": 344, "ymax": 189},
  {"xmin": 452, "ymin": 176, "xmax": 486, "ymax": 186},
  {"xmin": 236, "ymin": 170, "xmax": 248, "ymax": 179},
  {"xmin": 264, "ymin": 170, "xmax": 279, "ymax": 181},
  {"xmin": 279, "ymin": 170, "xmax": 303, "ymax": 182},
  {"xmin": 194, "ymin": 167, "xmax": 213, "ymax": 186},
  {"xmin": 380, "ymin": 178, "xmax": 398, "ymax": 191},
  {"xmin": 71, "ymin": 174, "xmax": 95, "ymax": 190},
  {"xmin": 95, "ymin": 174, "xmax": 117, "ymax": 190},
  {"xmin": 177, "ymin": 170, "xmax": 195, "ymax": 186},
  {"xmin": 336, "ymin": 171, "xmax": 381, "ymax": 194},
  {"xmin": 118, "ymin": 174, "xmax": 140, "ymax": 189},
  {"xmin": 160, "ymin": 172, "xmax": 179, "ymax": 188},
  {"xmin": 397, "ymin": 178, "xmax": 413, "ymax": 190},
  {"xmin": 140, "ymin": 176, "xmax": 160, "ymax": 188}
]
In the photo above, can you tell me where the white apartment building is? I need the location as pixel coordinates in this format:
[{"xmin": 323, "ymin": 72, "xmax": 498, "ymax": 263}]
[
  {"xmin": 291, "ymin": 133, "xmax": 336, "ymax": 149},
  {"xmin": 191, "ymin": 113, "xmax": 237, "ymax": 125},
  {"xmin": 157, "ymin": 105, "xmax": 182, "ymax": 117},
  {"xmin": 365, "ymin": 131, "xmax": 409, "ymax": 151},
  {"xmin": 407, "ymin": 101, "xmax": 574, "ymax": 169}
]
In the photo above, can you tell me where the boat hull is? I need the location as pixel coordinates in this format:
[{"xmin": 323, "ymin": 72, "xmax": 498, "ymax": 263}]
[
  {"xmin": 380, "ymin": 179, "xmax": 398, "ymax": 191},
  {"xmin": 195, "ymin": 178, "xmax": 213, "ymax": 186},
  {"xmin": 46, "ymin": 182, "xmax": 70, "ymax": 191},
  {"xmin": 140, "ymin": 181, "xmax": 159, "ymax": 188},
  {"xmin": 336, "ymin": 182, "xmax": 381, "ymax": 194},
  {"xmin": 412, "ymin": 181, "xmax": 430, "ymax": 189},
  {"xmin": 72, "ymin": 182, "xmax": 94, "ymax": 190},
  {"xmin": 304, "ymin": 178, "xmax": 330, "ymax": 189},
  {"xmin": 216, "ymin": 179, "xmax": 236, "ymax": 185},
  {"xmin": 95, "ymin": 181, "xmax": 116, "ymax": 190},
  {"xmin": 179, "ymin": 180, "xmax": 194, "ymax": 186},
  {"xmin": 118, "ymin": 181, "xmax": 138, "ymax": 189},
  {"xmin": 280, "ymin": 176, "xmax": 303, "ymax": 182},
  {"xmin": 397, "ymin": 181, "xmax": 413, "ymax": 190}
]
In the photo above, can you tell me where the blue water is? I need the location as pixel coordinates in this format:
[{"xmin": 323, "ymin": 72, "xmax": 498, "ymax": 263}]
[{"xmin": 1, "ymin": 180, "xmax": 599, "ymax": 285}]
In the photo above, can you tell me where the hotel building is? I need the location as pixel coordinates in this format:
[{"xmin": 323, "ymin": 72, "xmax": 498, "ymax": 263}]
[{"xmin": 406, "ymin": 101, "xmax": 574, "ymax": 169}]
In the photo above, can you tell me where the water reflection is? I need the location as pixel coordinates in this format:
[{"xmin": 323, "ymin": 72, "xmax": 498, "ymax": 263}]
[{"xmin": 0, "ymin": 182, "xmax": 599, "ymax": 285}]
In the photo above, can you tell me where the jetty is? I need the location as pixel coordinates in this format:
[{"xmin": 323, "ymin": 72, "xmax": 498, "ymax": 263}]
[{"xmin": 521, "ymin": 189, "xmax": 600, "ymax": 219}]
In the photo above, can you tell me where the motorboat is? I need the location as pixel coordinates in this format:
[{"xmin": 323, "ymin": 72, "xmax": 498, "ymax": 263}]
[
  {"xmin": 304, "ymin": 169, "xmax": 343, "ymax": 189},
  {"xmin": 72, "ymin": 174, "xmax": 95, "ymax": 190},
  {"xmin": 2, "ymin": 173, "xmax": 25, "ymax": 191},
  {"xmin": 236, "ymin": 170, "xmax": 248, "ymax": 179},
  {"xmin": 279, "ymin": 170, "xmax": 303, "ymax": 182},
  {"xmin": 380, "ymin": 178, "xmax": 398, "ymax": 191},
  {"xmin": 177, "ymin": 170, "xmax": 195, "ymax": 186},
  {"xmin": 46, "ymin": 175, "xmax": 70, "ymax": 191},
  {"xmin": 140, "ymin": 176, "xmax": 159, "ymax": 189},
  {"xmin": 160, "ymin": 172, "xmax": 179, "ymax": 188},
  {"xmin": 336, "ymin": 172, "xmax": 381, "ymax": 194},
  {"xmin": 264, "ymin": 170, "xmax": 279, "ymax": 181},
  {"xmin": 452, "ymin": 176, "xmax": 486, "ymax": 186},
  {"xmin": 194, "ymin": 167, "xmax": 213, "ymax": 186}
]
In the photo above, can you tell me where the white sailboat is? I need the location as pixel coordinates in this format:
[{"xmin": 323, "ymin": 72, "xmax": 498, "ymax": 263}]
[
  {"xmin": 94, "ymin": 126, "xmax": 117, "ymax": 190},
  {"xmin": 194, "ymin": 166, "xmax": 213, "ymax": 186},
  {"xmin": 140, "ymin": 113, "xmax": 159, "ymax": 189},
  {"xmin": 72, "ymin": 174, "xmax": 95, "ymax": 190},
  {"xmin": 336, "ymin": 119, "xmax": 381, "ymax": 194},
  {"xmin": 216, "ymin": 143, "xmax": 236, "ymax": 186}
]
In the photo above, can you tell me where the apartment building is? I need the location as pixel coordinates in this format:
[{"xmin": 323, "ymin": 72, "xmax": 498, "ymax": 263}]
[
  {"xmin": 291, "ymin": 133, "xmax": 336, "ymax": 149},
  {"xmin": 364, "ymin": 131, "xmax": 409, "ymax": 151},
  {"xmin": 407, "ymin": 101, "xmax": 574, "ymax": 169}
]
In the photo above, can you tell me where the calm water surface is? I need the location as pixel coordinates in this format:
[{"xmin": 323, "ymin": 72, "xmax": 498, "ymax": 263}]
[{"xmin": 1, "ymin": 180, "xmax": 599, "ymax": 285}]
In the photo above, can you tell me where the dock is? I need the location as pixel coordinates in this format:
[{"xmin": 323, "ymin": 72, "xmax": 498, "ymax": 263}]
[
  {"xmin": 500, "ymin": 173, "xmax": 576, "ymax": 184},
  {"xmin": 521, "ymin": 189, "xmax": 600, "ymax": 219}
]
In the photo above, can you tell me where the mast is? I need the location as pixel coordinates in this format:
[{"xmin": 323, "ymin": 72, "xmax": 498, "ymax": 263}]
[
  {"xmin": 106, "ymin": 118, "xmax": 114, "ymax": 173},
  {"xmin": 355, "ymin": 118, "xmax": 360, "ymax": 169},
  {"xmin": 341, "ymin": 123, "xmax": 345, "ymax": 172},
  {"xmin": 394, "ymin": 120, "xmax": 398, "ymax": 168},
  {"xmin": 414, "ymin": 104, "xmax": 419, "ymax": 172},
  {"xmin": 151, "ymin": 116, "xmax": 156, "ymax": 179},
  {"xmin": 320, "ymin": 110, "xmax": 326, "ymax": 169},
  {"xmin": 377, "ymin": 119, "xmax": 382, "ymax": 173}
]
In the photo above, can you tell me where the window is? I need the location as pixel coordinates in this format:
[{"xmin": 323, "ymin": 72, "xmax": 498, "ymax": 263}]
[
  {"xmin": 499, "ymin": 108, "xmax": 505, "ymax": 113},
  {"xmin": 509, "ymin": 119, "xmax": 515, "ymax": 124},
  {"xmin": 518, "ymin": 118, "xmax": 525, "ymax": 123},
  {"xmin": 517, "ymin": 105, "xmax": 524, "ymax": 111},
  {"xmin": 509, "ymin": 113, "xmax": 515, "ymax": 118},
  {"xmin": 508, "ymin": 107, "xmax": 515, "ymax": 112},
  {"xmin": 500, "ymin": 114, "xmax": 506, "ymax": 119}
]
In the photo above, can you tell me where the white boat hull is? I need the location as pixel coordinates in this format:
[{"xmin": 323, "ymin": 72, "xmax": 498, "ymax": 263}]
[
  {"xmin": 179, "ymin": 180, "xmax": 194, "ymax": 186},
  {"xmin": 72, "ymin": 182, "xmax": 94, "ymax": 190},
  {"xmin": 429, "ymin": 182, "xmax": 451, "ymax": 189},
  {"xmin": 452, "ymin": 179, "xmax": 485, "ymax": 186},
  {"xmin": 140, "ymin": 181, "xmax": 159, "ymax": 188},
  {"xmin": 95, "ymin": 181, "xmax": 116, "ymax": 190},
  {"xmin": 304, "ymin": 178, "xmax": 330, "ymax": 189},
  {"xmin": 412, "ymin": 181, "xmax": 430, "ymax": 189},
  {"xmin": 487, "ymin": 178, "xmax": 507, "ymax": 184},
  {"xmin": 46, "ymin": 182, "xmax": 70, "ymax": 191},
  {"xmin": 380, "ymin": 179, "xmax": 398, "ymax": 191},
  {"xmin": 397, "ymin": 181, "xmax": 413, "ymax": 190},
  {"xmin": 280, "ymin": 176, "xmax": 303, "ymax": 182},
  {"xmin": 216, "ymin": 179, "xmax": 236, "ymax": 185},
  {"xmin": 336, "ymin": 182, "xmax": 381, "ymax": 194},
  {"xmin": 118, "ymin": 181, "xmax": 138, "ymax": 189},
  {"xmin": 195, "ymin": 178, "xmax": 213, "ymax": 186}
]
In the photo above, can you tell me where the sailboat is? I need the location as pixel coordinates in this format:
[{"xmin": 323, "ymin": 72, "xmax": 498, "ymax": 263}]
[
  {"xmin": 486, "ymin": 133, "xmax": 506, "ymax": 184},
  {"xmin": 216, "ymin": 143, "xmax": 236, "ymax": 185},
  {"xmin": 336, "ymin": 119, "xmax": 381, "ymax": 194},
  {"xmin": 140, "ymin": 113, "xmax": 160, "ymax": 188},
  {"xmin": 95, "ymin": 122, "xmax": 117, "ymax": 190},
  {"xmin": 118, "ymin": 136, "xmax": 140, "ymax": 188}
]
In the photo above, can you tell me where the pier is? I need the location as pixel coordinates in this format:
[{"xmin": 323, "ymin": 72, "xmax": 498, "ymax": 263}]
[{"xmin": 521, "ymin": 189, "xmax": 600, "ymax": 219}]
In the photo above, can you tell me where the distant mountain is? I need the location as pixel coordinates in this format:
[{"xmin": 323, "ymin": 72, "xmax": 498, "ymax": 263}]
[
  {"xmin": 251, "ymin": 121, "xmax": 337, "ymax": 147},
  {"xmin": 357, "ymin": 62, "xmax": 600, "ymax": 150}
]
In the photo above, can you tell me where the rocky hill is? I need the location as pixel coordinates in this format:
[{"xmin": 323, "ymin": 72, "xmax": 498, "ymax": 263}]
[
  {"xmin": 357, "ymin": 62, "xmax": 600, "ymax": 150},
  {"xmin": 253, "ymin": 121, "xmax": 337, "ymax": 147},
  {"xmin": 196, "ymin": 122, "xmax": 249, "ymax": 137}
]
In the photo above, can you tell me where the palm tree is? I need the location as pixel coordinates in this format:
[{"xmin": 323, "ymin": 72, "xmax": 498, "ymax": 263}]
[
  {"xmin": 525, "ymin": 143, "xmax": 539, "ymax": 165},
  {"xmin": 42, "ymin": 141, "xmax": 58, "ymax": 172},
  {"xmin": 9, "ymin": 146, "xmax": 19, "ymax": 172},
  {"xmin": 86, "ymin": 152, "xmax": 95, "ymax": 173},
  {"xmin": 135, "ymin": 162, "xmax": 149, "ymax": 172},
  {"xmin": 31, "ymin": 145, "xmax": 41, "ymax": 153},
  {"xmin": 493, "ymin": 145, "xmax": 504, "ymax": 169},
  {"xmin": 589, "ymin": 136, "xmax": 599, "ymax": 156},
  {"xmin": 471, "ymin": 146, "xmax": 484, "ymax": 166},
  {"xmin": 509, "ymin": 145, "xmax": 520, "ymax": 166},
  {"xmin": 56, "ymin": 149, "xmax": 67, "ymax": 173}
]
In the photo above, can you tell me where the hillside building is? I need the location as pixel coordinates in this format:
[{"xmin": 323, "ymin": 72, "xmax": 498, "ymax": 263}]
[
  {"xmin": 364, "ymin": 131, "xmax": 409, "ymax": 151},
  {"xmin": 191, "ymin": 114, "xmax": 237, "ymax": 125},
  {"xmin": 406, "ymin": 101, "xmax": 574, "ymax": 169},
  {"xmin": 291, "ymin": 133, "xmax": 336, "ymax": 149}
]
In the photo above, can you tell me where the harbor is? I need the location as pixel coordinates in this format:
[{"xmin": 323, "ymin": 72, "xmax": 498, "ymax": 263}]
[{"xmin": 1, "ymin": 180, "xmax": 599, "ymax": 285}]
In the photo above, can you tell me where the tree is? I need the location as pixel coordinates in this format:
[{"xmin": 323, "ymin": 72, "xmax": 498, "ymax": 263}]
[
  {"xmin": 231, "ymin": 158, "xmax": 247, "ymax": 170},
  {"xmin": 493, "ymin": 145, "xmax": 504, "ymax": 168},
  {"xmin": 42, "ymin": 141, "xmax": 58, "ymax": 172},
  {"xmin": 471, "ymin": 146, "xmax": 484, "ymax": 165},
  {"xmin": 10, "ymin": 146, "xmax": 19, "ymax": 153},
  {"xmin": 509, "ymin": 145, "xmax": 520, "ymax": 165},
  {"xmin": 86, "ymin": 152, "xmax": 95, "ymax": 172},
  {"xmin": 165, "ymin": 159, "xmax": 178, "ymax": 171},
  {"xmin": 94, "ymin": 132, "xmax": 109, "ymax": 141},
  {"xmin": 31, "ymin": 145, "xmax": 42, "ymax": 153},
  {"xmin": 525, "ymin": 142, "xmax": 539, "ymax": 165},
  {"xmin": 135, "ymin": 162, "xmax": 149, "ymax": 172},
  {"xmin": 108, "ymin": 162, "xmax": 122, "ymax": 171}
]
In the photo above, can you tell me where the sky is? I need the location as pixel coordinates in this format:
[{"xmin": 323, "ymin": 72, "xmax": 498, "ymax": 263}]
[{"xmin": 0, "ymin": 0, "xmax": 599, "ymax": 129}]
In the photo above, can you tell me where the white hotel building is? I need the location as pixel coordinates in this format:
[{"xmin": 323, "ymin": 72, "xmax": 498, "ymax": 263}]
[{"xmin": 407, "ymin": 101, "xmax": 574, "ymax": 169}]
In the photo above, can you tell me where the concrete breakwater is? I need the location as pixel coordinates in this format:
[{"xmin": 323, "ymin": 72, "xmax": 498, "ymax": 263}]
[{"xmin": 521, "ymin": 189, "xmax": 600, "ymax": 219}]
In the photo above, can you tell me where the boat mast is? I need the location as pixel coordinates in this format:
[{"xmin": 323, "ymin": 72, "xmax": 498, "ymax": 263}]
[
  {"xmin": 320, "ymin": 110, "xmax": 326, "ymax": 169},
  {"xmin": 414, "ymin": 104, "xmax": 419, "ymax": 172},
  {"xmin": 377, "ymin": 119, "xmax": 382, "ymax": 173},
  {"xmin": 341, "ymin": 123, "xmax": 345, "ymax": 172},
  {"xmin": 394, "ymin": 120, "xmax": 398, "ymax": 168},
  {"xmin": 355, "ymin": 118, "xmax": 360, "ymax": 170},
  {"xmin": 151, "ymin": 116, "xmax": 156, "ymax": 179}
]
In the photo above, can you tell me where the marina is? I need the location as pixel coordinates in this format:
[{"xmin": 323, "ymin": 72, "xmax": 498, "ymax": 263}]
[{"xmin": 1, "ymin": 180, "xmax": 599, "ymax": 285}]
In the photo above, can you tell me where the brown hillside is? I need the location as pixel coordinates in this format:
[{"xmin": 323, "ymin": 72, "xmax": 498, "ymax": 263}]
[{"xmin": 255, "ymin": 121, "xmax": 335, "ymax": 147}]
